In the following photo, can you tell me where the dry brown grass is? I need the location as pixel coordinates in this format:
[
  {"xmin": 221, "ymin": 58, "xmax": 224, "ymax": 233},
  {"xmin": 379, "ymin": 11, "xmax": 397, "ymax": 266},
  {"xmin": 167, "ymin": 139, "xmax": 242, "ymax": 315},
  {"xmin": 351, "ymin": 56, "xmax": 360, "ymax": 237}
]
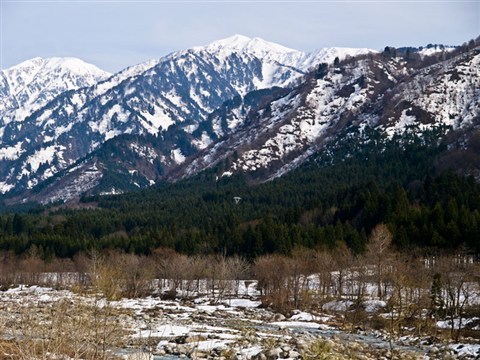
[{"xmin": 0, "ymin": 297, "xmax": 127, "ymax": 360}]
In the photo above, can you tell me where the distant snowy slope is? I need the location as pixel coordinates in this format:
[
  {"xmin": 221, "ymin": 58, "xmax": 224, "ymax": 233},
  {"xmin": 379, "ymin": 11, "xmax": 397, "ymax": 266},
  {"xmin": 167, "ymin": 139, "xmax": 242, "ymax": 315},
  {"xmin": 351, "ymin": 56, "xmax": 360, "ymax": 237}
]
[
  {"xmin": 194, "ymin": 34, "xmax": 298, "ymax": 61},
  {"xmin": 190, "ymin": 35, "xmax": 376, "ymax": 91},
  {"xmin": 418, "ymin": 45, "xmax": 456, "ymax": 58},
  {"xmin": 195, "ymin": 35, "xmax": 375, "ymax": 71},
  {"xmin": 0, "ymin": 57, "xmax": 111, "ymax": 124},
  {"xmin": 300, "ymin": 47, "xmax": 376, "ymax": 69}
]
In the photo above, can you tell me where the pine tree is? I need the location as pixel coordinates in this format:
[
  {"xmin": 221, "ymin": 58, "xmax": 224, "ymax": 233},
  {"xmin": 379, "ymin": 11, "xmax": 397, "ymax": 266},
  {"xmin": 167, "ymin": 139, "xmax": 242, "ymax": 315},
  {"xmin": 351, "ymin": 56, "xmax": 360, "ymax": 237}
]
[{"xmin": 430, "ymin": 272, "xmax": 444, "ymax": 318}]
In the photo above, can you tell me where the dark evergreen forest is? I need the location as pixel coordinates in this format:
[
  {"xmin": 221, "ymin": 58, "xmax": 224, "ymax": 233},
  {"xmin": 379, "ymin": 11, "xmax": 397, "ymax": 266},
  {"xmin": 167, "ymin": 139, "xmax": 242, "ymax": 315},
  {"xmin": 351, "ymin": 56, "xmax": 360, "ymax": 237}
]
[{"xmin": 1, "ymin": 126, "xmax": 479, "ymax": 260}]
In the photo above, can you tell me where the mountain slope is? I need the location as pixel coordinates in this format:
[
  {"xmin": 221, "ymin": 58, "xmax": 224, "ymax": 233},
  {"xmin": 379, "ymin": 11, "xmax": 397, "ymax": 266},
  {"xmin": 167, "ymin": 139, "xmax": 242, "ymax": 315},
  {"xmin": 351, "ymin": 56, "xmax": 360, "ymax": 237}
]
[
  {"xmin": 379, "ymin": 49, "xmax": 480, "ymax": 134},
  {"xmin": 4, "ymin": 36, "xmax": 478, "ymax": 206},
  {"xmin": 172, "ymin": 46, "xmax": 480, "ymax": 182},
  {"xmin": 16, "ymin": 44, "xmax": 480, "ymax": 205},
  {"xmin": 0, "ymin": 36, "xmax": 374, "ymax": 199},
  {"xmin": 0, "ymin": 57, "xmax": 111, "ymax": 125}
]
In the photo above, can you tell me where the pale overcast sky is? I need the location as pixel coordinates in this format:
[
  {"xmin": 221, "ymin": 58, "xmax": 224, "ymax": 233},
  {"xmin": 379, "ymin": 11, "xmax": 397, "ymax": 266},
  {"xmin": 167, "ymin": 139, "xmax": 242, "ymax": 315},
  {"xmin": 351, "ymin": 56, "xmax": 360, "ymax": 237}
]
[{"xmin": 1, "ymin": 0, "xmax": 479, "ymax": 72}]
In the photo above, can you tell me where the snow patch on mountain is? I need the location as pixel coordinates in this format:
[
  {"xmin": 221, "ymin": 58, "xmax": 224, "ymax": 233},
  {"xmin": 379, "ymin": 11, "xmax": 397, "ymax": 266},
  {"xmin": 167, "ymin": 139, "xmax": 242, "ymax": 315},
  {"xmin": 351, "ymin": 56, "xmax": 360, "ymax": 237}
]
[
  {"xmin": 386, "ymin": 109, "xmax": 419, "ymax": 137},
  {"xmin": 130, "ymin": 142, "xmax": 158, "ymax": 164},
  {"xmin": 24, "ymin": 145, "xmax": 64, "ymax": 174},
  {"xmin": 0, "ymin": 141, "xmax": 23, "ymax": 160},
  {"xmin": 171, "ymin": 148, "xmax": 186, "ymax": 164},
  {"xmin": 192, "ymin": 132, "xmax": 214, "ymax": 150},
  {"xmin": 418, "ymin": 45, "xmax": 456, "ymax": 58}
]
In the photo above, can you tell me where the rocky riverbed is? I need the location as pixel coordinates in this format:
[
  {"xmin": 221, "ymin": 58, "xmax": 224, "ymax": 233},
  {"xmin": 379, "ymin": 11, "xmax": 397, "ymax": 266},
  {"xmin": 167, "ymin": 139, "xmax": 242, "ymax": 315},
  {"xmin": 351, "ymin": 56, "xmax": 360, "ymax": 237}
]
[{"xmin": 0, "ymin": 284, "xmax": 479, "ymax": 359}]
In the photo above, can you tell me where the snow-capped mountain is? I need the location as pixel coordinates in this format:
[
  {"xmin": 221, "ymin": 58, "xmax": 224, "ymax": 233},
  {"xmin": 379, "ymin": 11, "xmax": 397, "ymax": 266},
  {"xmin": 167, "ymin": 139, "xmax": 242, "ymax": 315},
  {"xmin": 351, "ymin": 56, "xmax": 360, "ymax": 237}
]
[
  {"xmin": 172, "ymin": 52, "xmax": 405, "ymax": 180},
  {"xmin": 164, "ymin": 43, "xmax": 480, "ymax": 184},
  {"xmin": 189, "ymin": 34, "xmax": 374, "ymax": 91},
  {"xmin": 2, "ymin": 35, "xmax": 478, "ymax": 205},
  {"xmin": 194, "ymin": 34, "xmax": 299, "ymax": 65},
  {"xmin": 0, "ymin": 36, "xmax": 374, "ymax": 199},
  {"xmin": 0, "ymin": 57, "xmax": 111, "ymax": 125}
]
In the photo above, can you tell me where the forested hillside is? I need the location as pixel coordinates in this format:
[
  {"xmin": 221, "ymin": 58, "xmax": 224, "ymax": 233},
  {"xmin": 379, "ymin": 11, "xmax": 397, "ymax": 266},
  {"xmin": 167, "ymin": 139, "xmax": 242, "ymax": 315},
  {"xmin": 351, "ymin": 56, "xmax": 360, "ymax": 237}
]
[{"xmin": 0, "ymin": 126, "xmax": 479, "ymax": 260}]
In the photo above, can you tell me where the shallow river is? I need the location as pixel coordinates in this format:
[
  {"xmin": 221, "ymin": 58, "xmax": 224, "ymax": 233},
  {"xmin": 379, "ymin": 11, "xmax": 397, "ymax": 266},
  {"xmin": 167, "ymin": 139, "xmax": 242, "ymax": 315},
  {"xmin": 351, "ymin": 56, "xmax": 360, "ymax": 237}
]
[{"xmin": 143, "ymin": 324, "xmax": 429, "ymax": 359}]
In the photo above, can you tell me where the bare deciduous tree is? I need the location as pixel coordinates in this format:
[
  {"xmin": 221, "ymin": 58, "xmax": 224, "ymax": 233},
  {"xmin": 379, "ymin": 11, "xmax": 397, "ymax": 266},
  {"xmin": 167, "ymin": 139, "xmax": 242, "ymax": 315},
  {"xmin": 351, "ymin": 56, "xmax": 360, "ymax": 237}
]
[
  {"xmin": 435, "ymin": 253, "xmax": 478, "ymax": 341},
  {"xmin": 366, "ymin": 224, "xmax": 393, "ymax": 300}
]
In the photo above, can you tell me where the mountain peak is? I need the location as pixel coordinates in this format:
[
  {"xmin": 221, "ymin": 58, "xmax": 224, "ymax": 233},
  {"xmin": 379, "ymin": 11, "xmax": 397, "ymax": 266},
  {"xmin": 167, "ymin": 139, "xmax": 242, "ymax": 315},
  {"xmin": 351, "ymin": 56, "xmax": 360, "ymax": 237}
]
[
  {"xmin": 2, "ymin": 57, "xmax": 111, "ymax": 89},
  {"xmin": 196, "ymin": 34, "xmax": 299, "ymax": 59},
  {"xmin": 205, "ymin": 34, "xmax": 252, "ymax": 50},
  {"xmin": 45, "ymin": 57, "xmax": 108, "ymax": 72},
  {"xmin": 245, "ymin": 37, "xmax": 296, "ymax": 53},
  {"xmin": 0, "ymin": 56, "xmax": 111, "ymax": 123},
  {"xmin": 4, "ymin": 56, "xmax": 110, "ymax": 76},
  {"xmin": 218, "ymin": 34, "xmax": 252, "ymax": 45}
]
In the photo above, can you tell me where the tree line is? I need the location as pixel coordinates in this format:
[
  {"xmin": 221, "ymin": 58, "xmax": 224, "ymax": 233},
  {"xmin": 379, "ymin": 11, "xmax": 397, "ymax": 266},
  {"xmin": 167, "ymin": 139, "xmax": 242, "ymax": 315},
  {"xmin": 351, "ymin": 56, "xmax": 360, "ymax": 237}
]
[{"xmin": 0, "ymin": 126, "xmax": 479, "ymax": 259}]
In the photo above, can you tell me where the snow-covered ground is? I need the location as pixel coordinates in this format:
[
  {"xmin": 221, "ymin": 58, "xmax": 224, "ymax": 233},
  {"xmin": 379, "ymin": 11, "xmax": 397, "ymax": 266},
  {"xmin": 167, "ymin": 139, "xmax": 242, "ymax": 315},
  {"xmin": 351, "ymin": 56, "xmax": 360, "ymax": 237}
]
[{"xmin": 0, "ymin": 279, "xmax": 479, "ymax": 359}]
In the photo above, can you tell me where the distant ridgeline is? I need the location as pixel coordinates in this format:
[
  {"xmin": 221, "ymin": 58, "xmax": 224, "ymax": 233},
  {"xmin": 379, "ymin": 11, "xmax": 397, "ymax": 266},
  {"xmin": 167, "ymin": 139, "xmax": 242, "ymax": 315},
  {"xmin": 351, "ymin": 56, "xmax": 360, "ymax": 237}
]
[{"xmin": 0, "ymin": 126, "xmax": 479, "ymax": 259}]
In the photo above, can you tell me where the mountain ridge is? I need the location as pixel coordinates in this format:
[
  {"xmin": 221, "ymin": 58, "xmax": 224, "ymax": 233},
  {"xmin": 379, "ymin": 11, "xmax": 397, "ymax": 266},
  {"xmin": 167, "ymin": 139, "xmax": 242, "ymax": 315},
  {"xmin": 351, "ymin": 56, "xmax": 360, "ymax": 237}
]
[
  {"xmin": 0, "ymin": 57, "xmax": 111, "ymax": 124},
  {"xmin": 1, "ymin": 35, "xmax": 479, "ymax": 205},
  {"xmin": 0, "ymin": 35, "xmax": 375, "ymax": 201}
]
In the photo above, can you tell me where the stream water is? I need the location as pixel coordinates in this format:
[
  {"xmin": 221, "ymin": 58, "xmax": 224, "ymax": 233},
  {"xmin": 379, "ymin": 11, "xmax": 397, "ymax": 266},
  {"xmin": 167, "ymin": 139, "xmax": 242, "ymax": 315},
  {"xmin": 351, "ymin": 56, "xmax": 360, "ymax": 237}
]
[
  {"xmin": 141, "ymin": 324, "xmax": 429, "ymax": 359},
  {"xmin": 260, "ymin": 324, "xmax": 429, "ymax": 354}
]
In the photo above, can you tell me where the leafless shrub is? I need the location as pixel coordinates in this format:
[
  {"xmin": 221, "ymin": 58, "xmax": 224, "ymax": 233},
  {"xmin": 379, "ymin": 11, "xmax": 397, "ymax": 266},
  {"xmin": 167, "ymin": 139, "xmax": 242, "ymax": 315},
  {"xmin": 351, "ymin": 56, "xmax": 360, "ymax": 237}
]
[
  {"xmin": 253, "ymin": 254, "xmax": 290, "ymax": 312},
  {"xmin": 0, "ymin": 296, "xmax": 125, "ymax": 359}
]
